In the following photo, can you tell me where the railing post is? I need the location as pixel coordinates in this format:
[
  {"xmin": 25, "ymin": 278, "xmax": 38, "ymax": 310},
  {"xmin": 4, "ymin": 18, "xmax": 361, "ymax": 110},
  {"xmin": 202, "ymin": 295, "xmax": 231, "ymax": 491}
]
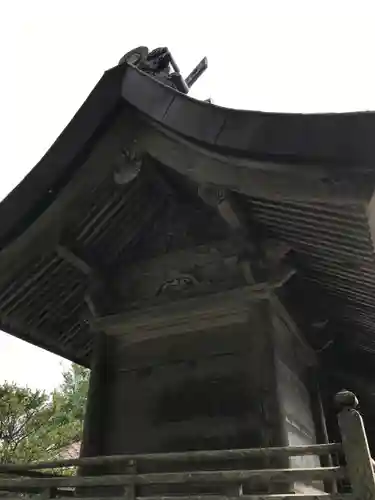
[
  {"xmin": 124, "ymin": 459, "xmax": 136, "ymax": 500},
  {"xmin": 40, "ymin": 487, "xmax": 56, "ymax": 498},
  {"xmin": 225, "ymin": 483, "xmax": 243, "ymax": 497},
  {"xmin": 336, "ymin": 390, "xmax": 375, "ymax": 500}
]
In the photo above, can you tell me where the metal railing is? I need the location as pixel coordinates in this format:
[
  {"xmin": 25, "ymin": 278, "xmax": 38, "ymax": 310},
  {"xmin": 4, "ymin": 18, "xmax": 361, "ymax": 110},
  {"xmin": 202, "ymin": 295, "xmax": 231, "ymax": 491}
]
[{"xmin": 0, "ymin": 391, "xmax": 373, "ymax": 500}]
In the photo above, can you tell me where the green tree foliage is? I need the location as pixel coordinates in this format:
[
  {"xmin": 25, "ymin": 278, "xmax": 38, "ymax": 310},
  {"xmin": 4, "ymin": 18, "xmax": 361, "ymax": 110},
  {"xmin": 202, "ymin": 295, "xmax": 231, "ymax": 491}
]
[
  {"xmin": 49, "ymin": 364, "xmax": 90, "ymax": 452},
  {"xmin": 0, "ymin": 384, "xmax": 52, "ymax": 463},
  {"xmin": 0, "ymin": 364, "xmax": 90, "ymax": 464}
]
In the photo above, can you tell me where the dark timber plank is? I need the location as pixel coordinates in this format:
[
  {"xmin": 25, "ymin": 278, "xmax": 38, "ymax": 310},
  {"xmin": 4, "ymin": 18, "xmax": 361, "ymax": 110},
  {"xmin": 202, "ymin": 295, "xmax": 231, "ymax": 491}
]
[
  {"xmin": 54, "ymin": 496, "xmax": 353, "ymax": 500},
  {"xmin": 0, "ymin": 467, "xmax": 346, "ymax": 489},
  {"xmin": 0, "ymin": 444, "xmax": 341, "ymax": 472}
]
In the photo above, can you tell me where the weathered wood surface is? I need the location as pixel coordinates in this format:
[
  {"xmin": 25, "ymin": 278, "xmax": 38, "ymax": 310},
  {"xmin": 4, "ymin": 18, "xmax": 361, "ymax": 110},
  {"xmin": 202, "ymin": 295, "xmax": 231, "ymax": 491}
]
[
  {"xmin": 124, "ymin": 459, "xmax": 137, "ymax": 500},
  {"xmin": 0, "ymin": 496, "xmax": 355, "ymax": 500},
  {"xmin": 0, "ymin": 444, "xmax": 341, "ymax": 472},
  {"xmin": 142, "ymin": 125, "xmax": 371, "ymax": 205},
  {"xmin": 91, "ymin": 284, "xmax": 274, "ymax": 339},
  {"xmin": 308, "ymin": 377, "xmax": 337, "ymax": 494},
  {"xmin": 90, "ymin": 281, "xmax": 314, "ymax": 347},
  {"xmin": 78, "ymin": 331, "xmax": 114, "ymax": 479},
  {"xmin": 56, "ymin": 244, "xmax": 94, "ymax": 276},
  {"xmin": 0, "ymin": 467, "xmax": 346, "ymax": 490},
  {"xmin": 139, "ymin": 496, "xmax": 352, "ymax": 500},
  {"xmin": 336, "ymin": 391, "xmax": 375, "ymax": 500}
]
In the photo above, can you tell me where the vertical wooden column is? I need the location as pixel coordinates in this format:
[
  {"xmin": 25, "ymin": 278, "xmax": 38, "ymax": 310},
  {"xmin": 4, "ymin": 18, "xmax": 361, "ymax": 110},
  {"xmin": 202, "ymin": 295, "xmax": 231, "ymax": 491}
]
[
  {"xmin": 308, "ymin": 372, "xmax": 337, "ymax": 493},
  {"xmin": 248, "ymin": 300, "xmax": 290, "ymax": 494},
  {"xmin": 336, "ymin": 390, "xmax": 375, "ymax": 500},
  {"xmin": 310, "ymin": 380, "xmax": 330, "ymax": 447},
  {"xmin": 253, "ymin": 301, "xmax": 289, "ymax": 455},
  {"xmin": 79, "ymin": 331, "xmax": 115, "ymax": 478}
]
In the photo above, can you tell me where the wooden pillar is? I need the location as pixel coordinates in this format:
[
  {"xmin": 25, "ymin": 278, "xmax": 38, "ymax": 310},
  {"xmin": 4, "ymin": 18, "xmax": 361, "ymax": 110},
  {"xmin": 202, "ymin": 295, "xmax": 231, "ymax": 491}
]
[
  {"xmin": 336, "ymin": 390, "xmax": 375, "ymax": 500},
  {"xmin": 248, "ymin": 300, "xmax": 290, "ymax": 493},
  {"xmin": 308, "ymin": 373, "xmax": 337, "ymax": 493},
  {"xmin": 79, "ymin": 332, "xmax": 115, "ymax": 477},
  {"xmin": 252, "ymin": 301, "xmax": 289, "ymax": 455}
]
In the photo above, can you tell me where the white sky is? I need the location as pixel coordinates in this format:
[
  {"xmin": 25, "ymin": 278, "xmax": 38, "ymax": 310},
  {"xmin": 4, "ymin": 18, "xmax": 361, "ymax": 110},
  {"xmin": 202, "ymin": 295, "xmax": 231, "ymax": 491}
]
[{"xmin": 0, "ymin": 0, "xmax": 374, "ymax": 391}]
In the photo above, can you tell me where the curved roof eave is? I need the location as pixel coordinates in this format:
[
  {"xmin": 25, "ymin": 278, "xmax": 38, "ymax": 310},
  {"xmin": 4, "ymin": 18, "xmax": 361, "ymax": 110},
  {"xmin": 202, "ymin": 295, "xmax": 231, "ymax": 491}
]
[
  {"xmin": 2, "ymin": 57, "xmax": 375, "ymax": 252},
  {"xmin": 1, "ymin": 52, "xmax": 375, "ymax": 371},
  {"xmin": 121, "ymin": 63, "xmax": 375, "ymax": 170},
  {"xmin": 0, "ymin": 63, "xmax": 127, "ymax": 251}
]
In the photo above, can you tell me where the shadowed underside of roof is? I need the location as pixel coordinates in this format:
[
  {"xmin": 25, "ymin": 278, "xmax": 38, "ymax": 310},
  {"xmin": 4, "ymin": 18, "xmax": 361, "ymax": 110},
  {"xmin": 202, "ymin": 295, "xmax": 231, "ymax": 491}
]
[{"xmin": 1, "ymin": 49, "xmax": 375, "ymax": 401}]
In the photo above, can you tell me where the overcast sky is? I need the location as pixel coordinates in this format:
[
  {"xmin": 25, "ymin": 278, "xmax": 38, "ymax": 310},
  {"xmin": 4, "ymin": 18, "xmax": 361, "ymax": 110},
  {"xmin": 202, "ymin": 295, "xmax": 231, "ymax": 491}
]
[{"xmin": 0, "ymin": 0, "xmax": 374, "ymax": 391}]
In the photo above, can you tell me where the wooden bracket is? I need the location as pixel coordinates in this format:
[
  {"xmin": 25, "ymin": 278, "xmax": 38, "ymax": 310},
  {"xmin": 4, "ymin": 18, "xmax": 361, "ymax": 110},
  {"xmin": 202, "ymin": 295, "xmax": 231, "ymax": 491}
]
[
  {"xmin": 198, "ymin": 184, "xmax": 293, "ymax": 287},
  {"xmin": 56, "ymin": 244, "xmax": 95, "ymax": 276}
]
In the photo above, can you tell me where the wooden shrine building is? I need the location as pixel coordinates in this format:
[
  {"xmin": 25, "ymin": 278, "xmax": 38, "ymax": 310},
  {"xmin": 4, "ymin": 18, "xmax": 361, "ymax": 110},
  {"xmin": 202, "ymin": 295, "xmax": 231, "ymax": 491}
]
[{"xmin": 1, "ymin": 46, "xmax": 375, "ymax": 481}]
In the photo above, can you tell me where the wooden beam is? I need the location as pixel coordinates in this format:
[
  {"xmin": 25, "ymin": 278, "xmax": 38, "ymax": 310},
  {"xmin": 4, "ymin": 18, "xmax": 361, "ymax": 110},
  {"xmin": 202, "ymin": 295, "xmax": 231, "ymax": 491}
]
[
  {"xmin": 198, "ymin": 185, "xmax": 254, "ymax": 241},
  {"xmin": 142, "ymin": 126, "xmax": 371, "ymax": 205},
  {"xmin": 198, "ymin": 185, "xmax": 260, "ymax": 283},
  {"xmin": 118, "ymin": 239, "xmax": 289, "ymax": 274},
  {"xmin": 0, "ymin": 443, "xmax": 341, "ymax": 472},
  {"xmin": 91, "ymin": 284, "xmax": 273, "ymax": 342},
  {"xmin": 56, "ymin": 245, "xmax": 94, "ymax": 276},
  {"xmin": 0, "ymin": 467, "xmax": 346, "ymax": 489},
  {"xmin": 84, "ymin": 293, "xmax": 99, "ymax": 318},
  {"xmin": 141, "ymin": 496, "xmax": 350, "ymax": 500},
  {"xmin": 198, "ymin": 185, "xmax": 293, "ymax": 280}
]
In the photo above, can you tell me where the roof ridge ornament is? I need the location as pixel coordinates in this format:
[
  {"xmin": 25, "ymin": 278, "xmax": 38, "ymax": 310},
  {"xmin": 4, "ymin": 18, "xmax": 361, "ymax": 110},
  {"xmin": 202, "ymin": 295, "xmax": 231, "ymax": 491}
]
[{"xmin": 119, "ymin": 46, "xmax": 208, "ymax": 94}]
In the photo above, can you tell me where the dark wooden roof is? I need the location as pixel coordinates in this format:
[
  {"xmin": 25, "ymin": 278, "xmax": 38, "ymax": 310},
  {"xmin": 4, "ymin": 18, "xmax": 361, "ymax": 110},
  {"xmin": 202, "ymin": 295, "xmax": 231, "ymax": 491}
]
[{"xmin": 1, "ymin": 48, "xmax": 375, "ymax": 400}]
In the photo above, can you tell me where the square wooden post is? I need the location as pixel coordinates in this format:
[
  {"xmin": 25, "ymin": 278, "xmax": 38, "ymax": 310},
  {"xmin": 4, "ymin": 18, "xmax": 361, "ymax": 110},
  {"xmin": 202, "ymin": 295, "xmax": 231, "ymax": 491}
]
[
  {"xmin": 124, "ymin": 460, "xmax": 136, "ymax": 500},
  {"xmin": 336, "ymin": 390, "xmax": 375, "ymax": 500}
]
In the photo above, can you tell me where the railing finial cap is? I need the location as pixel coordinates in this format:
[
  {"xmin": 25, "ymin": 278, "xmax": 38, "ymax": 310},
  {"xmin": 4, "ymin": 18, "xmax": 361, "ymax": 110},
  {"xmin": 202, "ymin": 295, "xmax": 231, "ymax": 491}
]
[{"xmin": 335, "ymin": 389, "xmax": 359, "ymax": 409}]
